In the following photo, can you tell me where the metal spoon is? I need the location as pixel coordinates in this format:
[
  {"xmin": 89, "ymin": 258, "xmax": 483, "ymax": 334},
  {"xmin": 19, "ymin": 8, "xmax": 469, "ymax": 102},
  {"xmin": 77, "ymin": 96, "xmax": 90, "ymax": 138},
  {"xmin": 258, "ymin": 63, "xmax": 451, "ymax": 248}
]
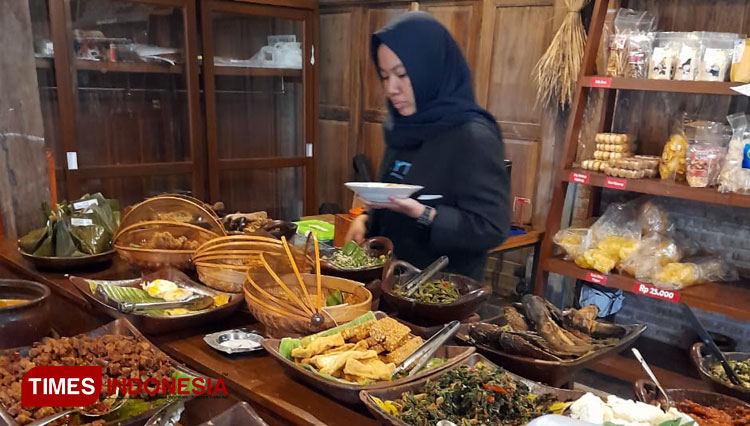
[
  {"xmin": 632, "ymin": 348, "xmax": 674, "ymax": 410},
  {"xmin": 28, "ymin": 391, "xmax": 127, "ymax": 426},
  {"xmin": 145, "ymin": 400, "xmax": 185, "ymax": 426}
]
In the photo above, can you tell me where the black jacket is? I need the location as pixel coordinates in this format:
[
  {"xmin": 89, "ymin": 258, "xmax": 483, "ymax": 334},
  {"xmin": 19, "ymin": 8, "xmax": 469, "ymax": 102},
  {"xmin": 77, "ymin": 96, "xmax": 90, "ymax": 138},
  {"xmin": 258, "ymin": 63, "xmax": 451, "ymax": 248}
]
[{"xmin": 367, "ymin": 118, "xmax": 510, "ymax": 280}]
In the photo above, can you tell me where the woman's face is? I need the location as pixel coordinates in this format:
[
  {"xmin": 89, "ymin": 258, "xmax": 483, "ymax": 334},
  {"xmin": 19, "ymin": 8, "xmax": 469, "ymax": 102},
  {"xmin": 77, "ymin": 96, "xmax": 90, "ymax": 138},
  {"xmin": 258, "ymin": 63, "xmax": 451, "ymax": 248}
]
[{"xmin": 377, "ymin": 44, "xmax": 416, "ymax": 116}]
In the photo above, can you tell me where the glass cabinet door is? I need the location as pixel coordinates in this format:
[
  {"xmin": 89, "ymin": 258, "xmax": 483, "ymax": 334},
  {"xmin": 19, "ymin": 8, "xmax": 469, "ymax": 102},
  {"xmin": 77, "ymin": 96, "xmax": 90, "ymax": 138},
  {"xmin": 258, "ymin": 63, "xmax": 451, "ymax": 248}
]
[
  {"xmin": 202, "ymin": 0, "xmax": 315, "ymax": 219},
  {"xmin": 50, "ymin": 0, "xmax": 202, "ymax": 207}
]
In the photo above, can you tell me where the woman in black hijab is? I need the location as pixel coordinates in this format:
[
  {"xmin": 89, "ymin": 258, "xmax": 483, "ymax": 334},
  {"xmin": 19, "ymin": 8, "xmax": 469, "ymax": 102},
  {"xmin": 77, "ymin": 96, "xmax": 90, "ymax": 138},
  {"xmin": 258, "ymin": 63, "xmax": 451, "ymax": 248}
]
[{"xmin": 346, "ymin": 12, "xmax": 510, "ymax": 280}]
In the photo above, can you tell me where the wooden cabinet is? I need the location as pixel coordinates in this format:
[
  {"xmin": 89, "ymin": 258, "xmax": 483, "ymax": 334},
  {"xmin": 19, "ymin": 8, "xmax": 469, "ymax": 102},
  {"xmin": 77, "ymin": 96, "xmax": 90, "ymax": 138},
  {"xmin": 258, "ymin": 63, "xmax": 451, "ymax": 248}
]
[
  {"xmin": 317, "ymin": 0, "xmax": 560, "ymax": 224},
  {"xmin": 29, "ymin": 0, "xmax": 318, "ymax": 217}
]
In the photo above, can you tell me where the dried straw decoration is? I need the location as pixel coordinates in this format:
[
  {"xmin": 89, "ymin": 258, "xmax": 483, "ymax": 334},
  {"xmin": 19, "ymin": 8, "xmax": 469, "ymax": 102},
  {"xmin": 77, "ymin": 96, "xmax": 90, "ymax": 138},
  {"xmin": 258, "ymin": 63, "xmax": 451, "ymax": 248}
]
[{"xmin": 533, "ymin": 0, "xmax": 591, "ymax": 108}]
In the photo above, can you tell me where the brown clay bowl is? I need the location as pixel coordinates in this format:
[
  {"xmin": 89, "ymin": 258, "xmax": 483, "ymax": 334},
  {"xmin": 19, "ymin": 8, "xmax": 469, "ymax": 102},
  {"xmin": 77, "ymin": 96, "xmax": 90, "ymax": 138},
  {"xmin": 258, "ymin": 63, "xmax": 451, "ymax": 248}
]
[
  {"xmin": 381, "ymin": 260, "xmax": 491, "ymax": 326},
  {"xmin": 18, "ymin": 249, "xmax": 115, "ymax": 271},
  {"xmin": 0, "ymin": 280, "xmax": 51, "ymax": 349},
  {"xmin": 359, "ymin": 353, "xmax": 585, "ymax": 426},
  {"xmin": 691, "ymin": 342, "xmax": 750, "ymax": 402},
  {"xmin": 634, "ymin": 379, "xmax": 750, "ymax": 412},
  {"xmin": 320, "ymin": 237, "xmax": 393, "ymax": 284},
  {"xmin": 455, "ymin": 314, "xmax": 646, "ymax": 387}
]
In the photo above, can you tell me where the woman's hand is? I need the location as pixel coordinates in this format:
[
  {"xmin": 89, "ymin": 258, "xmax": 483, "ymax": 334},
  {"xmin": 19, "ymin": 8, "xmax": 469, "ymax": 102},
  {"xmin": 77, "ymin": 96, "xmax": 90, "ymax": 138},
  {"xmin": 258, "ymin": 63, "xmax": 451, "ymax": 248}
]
[
  {"xmin": 364, "ymin": 197, "xmax": 433, "ymax": 220},
  {"xmin": 345, "ymin": 214, "xmax": 369, "ymax": 243}
]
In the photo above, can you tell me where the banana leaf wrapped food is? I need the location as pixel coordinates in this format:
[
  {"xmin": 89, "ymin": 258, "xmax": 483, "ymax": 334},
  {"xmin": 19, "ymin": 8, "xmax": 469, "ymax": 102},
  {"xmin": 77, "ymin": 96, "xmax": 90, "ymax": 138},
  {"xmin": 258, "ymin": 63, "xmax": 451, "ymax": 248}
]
[{"xmin": 17, "ymin": 193, "xmax": 120, "ymax": 257}]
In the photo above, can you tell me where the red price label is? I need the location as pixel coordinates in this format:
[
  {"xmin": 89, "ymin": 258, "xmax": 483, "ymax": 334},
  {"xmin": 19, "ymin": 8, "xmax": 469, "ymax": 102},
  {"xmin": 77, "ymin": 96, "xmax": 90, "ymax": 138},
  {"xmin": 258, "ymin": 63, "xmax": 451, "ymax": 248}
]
[
  {"xmin": 569, "ymin": 172, "xmax": 590, "ymax": 184},
  {"xmin": 586, "ymin": 271, "xmax": 608, "ymax": 285},
  {"xmin": 604, "ymin": 177, "xmax": 627, "ymax": 190},
  {"xmin": 633, "ymin": 282, "xmax": 680, "ymax": 303},
  {"xmin": 590, "ymin": 77, "xmax": 612, "ymax": 88}
]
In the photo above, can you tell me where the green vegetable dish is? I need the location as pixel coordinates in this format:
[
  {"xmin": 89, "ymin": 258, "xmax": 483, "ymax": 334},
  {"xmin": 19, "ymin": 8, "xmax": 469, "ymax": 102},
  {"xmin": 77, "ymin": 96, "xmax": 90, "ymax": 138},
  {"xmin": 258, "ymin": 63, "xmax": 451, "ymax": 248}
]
[
  {"xmin": 395, "ymin": 279, "xmax": 460, "ymax": 304},
  {"xmin": 373, "ymin": 362, "xmax": 567, "ymax": 426},
  {"xmin": 711, "ymin": 358, "xmax": 750, "ymax": 388},
  {"xmin": 327, "ymin": 241, "xmax": 387, "ymax": 270}
]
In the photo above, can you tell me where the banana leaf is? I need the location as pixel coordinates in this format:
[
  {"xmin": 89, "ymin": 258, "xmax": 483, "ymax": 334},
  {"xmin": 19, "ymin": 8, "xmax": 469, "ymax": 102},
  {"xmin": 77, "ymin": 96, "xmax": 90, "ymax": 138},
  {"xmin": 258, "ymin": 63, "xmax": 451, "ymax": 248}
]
[
  {"xmin": 18, "ymin": 227, "xmax": 48, "ymax": 254},
  {"xmin": 69, "ymin": 221, "xmax": 107, "ymax": 255},
  {"xmin": 32, "ymin": 220, "xmax": 55, "ymax": 257},
  {"xmin": 54, "ymin": 217, "xmax": 85, "ymax": 257}
]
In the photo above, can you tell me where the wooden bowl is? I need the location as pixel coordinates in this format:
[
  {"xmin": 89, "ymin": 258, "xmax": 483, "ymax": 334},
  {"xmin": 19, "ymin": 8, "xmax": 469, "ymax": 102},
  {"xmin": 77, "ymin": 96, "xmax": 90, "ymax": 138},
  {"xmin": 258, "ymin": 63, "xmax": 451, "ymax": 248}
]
[
  {"xmin": 320, "ymin": 237, "xmax": 393, "ymax": 284},
  {"xmin": 455, "ymin": 314, "xmax": 647, "ymax": 387},
  {"xmin": 359, "ymin": 353, "xmax": 585, "ymax": 426},
  {"xmin": 691, "ymin": 342, "xmax": 750, "ymax": 402},
  {"xmin": 634, "ymin": 379, "xmax": 750, "ymax": 412},
  {"xmin": 381, "ymin": 260, "xmax": 491, "ymax": 325},
  {"xmin": 243, "ymin": 273, "xmax": 372, "ymax": 338},
  {"xmin": 0, "ymin": 280, "xmax": 50, "ymax": 349}
]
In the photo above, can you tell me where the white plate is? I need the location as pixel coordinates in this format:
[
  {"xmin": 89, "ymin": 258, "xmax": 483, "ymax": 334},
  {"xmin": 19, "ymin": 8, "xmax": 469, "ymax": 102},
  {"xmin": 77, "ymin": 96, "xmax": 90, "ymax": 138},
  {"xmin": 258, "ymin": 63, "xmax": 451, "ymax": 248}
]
[{"xmin": 344, "ymin": 182, "xmax": 423, "ymax": 203}]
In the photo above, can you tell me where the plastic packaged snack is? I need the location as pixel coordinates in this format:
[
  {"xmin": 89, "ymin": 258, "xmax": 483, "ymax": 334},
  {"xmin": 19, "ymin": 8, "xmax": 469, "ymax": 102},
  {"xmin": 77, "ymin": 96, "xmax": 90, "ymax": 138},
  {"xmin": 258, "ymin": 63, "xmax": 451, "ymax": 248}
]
[
  {"xmin": 674, "ymin": 33, "xmax": 701, "ymax": 81},
  {"xmin": 619, "ymin": 233, "xmax": 680, "ymax": 280},
  {"xmin": 606, "ymin": 9, "xmax": 657, "ymax": 77},
  {"xmin": 686, "ymin": 141, "xmax": 726, "ymax": 187},
  {"xmin": 718, "ymin": 113, "xmax": 750, "ymax": 193},
  {"xmin": 653, "ymin": 256, "xmax": 738, "ymax": 290},
  {"xmin": 626, "ymin": 34, "xmax": 654, "ymax": 79},
  {"xmin": 649, "ymin": 32, "xmax": 681, "ymax": 80},
  {"xmin": 553, "ymin": 228, "xmax": 592, "ymax": 259},
  {"xmin": 589, "ymin": 201, "xmax": 643, "ymax": 243},
  {"xmin": 659, "ymin": 120, "xmax": 688, "ymax": 181},
  {"xmin": 731, "ymin": 38, "xmax": 750, "ymax": 83},
  {"xmin": 697, "ymin": 32, "xmax": 739, "ymax": 82},
  {"xmin": 638, "ymin": 200, "xmax": 672, "ymax": 235}
]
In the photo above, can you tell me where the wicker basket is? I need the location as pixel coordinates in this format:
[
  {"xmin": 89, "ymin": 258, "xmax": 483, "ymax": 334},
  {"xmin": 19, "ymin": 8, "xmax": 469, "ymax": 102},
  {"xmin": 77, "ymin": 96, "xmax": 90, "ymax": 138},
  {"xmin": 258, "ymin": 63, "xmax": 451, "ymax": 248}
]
[
  {"xmin": 243, "ymin": 273, "xmax": 372, "ymax": 338},
  {"xmin": 193, "ymin": 235, "xmax": 312, "ymax": 293},
  {"xmin": 113, "ymin": 196, "xmax": 225, "ymax": 271}
]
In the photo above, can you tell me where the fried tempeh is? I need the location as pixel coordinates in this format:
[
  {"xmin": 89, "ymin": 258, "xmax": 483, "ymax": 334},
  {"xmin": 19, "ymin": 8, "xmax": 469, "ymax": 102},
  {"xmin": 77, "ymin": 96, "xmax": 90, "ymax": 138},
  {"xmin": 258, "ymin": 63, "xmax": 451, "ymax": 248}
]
[
  {"xmin": 385, "ymin": 336, "xmax": 423, "ymax": 365},
  {"xmin": 369, "ymin": 318, "xmax": 411, "ymax": 352}
]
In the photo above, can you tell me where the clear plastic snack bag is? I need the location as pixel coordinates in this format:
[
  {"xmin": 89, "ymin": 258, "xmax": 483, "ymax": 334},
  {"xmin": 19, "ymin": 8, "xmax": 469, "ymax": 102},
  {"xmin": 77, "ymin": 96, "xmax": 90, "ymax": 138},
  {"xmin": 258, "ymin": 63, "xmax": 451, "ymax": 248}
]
[
  {"xmin": 626, "ymin": 34, "xmax": 654, "ymax": 79},
  {"xmin": 619, "ymin": 233, "xmax": 681, "ymax": 281},
  {"xmin": 697, "ymin": 32, "xmax": 739, "ymax": 82},
  {"xmin": 674, "ymin": 33, "xmax": 701, "ymax": 81},
  {"xmin": 638, "ymin": 199, "xmax": 673, "ymax": 236},
  {"xmin": 653, "ymin": 256, "xmax": 738, "ymax": 290},
  {"xmin": 718, "ymin": 112, "xmax": 750, "ymax": 193},
  {"xmin": 607, "ymin": 9, "xmax": 657, "ymax": 77},
  {"xmin": 660, "ymin": 117, "xmax": 688, "ymax": 181},
  {"xmin": 649, "ymin": 32, "xmax": 681, "ymax": 80},
  {"xmin": 553, "ymin": 228, "xmax": 593, "ymax": 260}
]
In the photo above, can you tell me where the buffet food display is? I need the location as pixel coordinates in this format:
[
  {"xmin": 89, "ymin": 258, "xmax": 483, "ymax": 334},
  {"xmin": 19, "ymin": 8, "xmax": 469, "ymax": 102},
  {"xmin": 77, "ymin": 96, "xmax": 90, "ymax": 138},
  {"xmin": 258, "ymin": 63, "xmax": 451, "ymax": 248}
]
[{"xmin": 6, "ymin": 191, "xmax": 749, "ymax": 426}]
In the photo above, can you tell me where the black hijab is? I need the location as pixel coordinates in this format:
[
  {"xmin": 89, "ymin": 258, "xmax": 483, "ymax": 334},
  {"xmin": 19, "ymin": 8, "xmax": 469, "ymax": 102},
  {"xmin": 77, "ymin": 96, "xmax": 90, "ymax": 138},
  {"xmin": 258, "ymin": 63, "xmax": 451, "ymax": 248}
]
[{"xmin": 371, "ymin": 12, "xmax": 500, "ymax": 150}]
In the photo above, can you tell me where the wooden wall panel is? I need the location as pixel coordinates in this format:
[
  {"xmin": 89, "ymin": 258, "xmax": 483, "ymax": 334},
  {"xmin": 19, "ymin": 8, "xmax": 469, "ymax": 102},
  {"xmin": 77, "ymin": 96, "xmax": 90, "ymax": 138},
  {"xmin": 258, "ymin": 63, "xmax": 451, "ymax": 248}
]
[
  {"xmin": 504, "ymin": 138, "xmax": 539, "ymax": 224},
  {"xmin": 484, "ymin": 1, "xmax": 554, "ymax": 142},
  {"xmin": 318, "ymin": 7, "xmax": 361, "ymax": 210},
  {"xmin": 363, "ymin": 6, "xmax": 410, "ymax": 117},
  {"xmin": 318, "ymin": 120, "xmax": 351, "ymax": 208},
  {"xmin": 363, "ymin": 121, "xmax": 385, "ymax": 179},
  {"xmin": 421, "ymin": 1, "xmax": 482, "ymax": 72}
]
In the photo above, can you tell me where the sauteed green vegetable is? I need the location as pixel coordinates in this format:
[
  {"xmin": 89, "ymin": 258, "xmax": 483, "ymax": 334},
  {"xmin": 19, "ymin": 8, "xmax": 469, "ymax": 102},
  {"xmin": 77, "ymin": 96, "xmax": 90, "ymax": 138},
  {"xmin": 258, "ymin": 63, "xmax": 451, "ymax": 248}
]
[
  {"xmin": 327, "ymin": 241, "xmax": 387, "ymax": 270},
  {"xmin": 396, "ymin": 279, "xmax": 460, "ymax": 304}
]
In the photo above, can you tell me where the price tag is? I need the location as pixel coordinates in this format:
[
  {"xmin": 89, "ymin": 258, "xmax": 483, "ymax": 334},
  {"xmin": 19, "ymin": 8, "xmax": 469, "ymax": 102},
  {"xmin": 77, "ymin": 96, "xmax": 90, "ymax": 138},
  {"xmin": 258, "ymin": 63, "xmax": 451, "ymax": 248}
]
[
  {"xmin": 590, "ymin": 77, "xmax": 612, "ymax": 88},
  {"xmin": 71, "ymin": 218, "xmax": 93, "ymax": 227},
  {"xmin": 586, "ymin": 271, "xmax": 608, "ymax": 285},
  {"xmin": 604, "ymin": 177, "xmax": 627, "ymax": 190},
  {"xmin": 72, "ymin": 199, "xmax": 98, "ymax": 210},
  {"xmin": 634, "ymin": 281, "xmax": 680, "ymax": 303},
  {"xmin": 569, "ymin": 172, "xmax": 590, "ymax": 184}
]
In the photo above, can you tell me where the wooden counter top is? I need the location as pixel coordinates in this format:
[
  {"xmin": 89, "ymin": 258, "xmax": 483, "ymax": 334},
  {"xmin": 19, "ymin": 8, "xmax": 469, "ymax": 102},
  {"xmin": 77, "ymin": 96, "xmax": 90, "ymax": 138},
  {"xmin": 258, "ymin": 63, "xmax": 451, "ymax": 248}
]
[{"xmin": 0, "ymin": 238, "xmax": 377, "ymax": 426}]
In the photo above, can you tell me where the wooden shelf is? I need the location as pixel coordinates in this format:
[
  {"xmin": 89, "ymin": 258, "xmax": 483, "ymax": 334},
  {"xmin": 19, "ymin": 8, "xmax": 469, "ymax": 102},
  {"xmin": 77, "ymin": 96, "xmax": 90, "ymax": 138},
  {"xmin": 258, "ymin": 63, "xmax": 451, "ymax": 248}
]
[
  {"xmin": 544, "ymin": 257, "xmax": 750, "ymax": 321},
  {"xmin": 214, "ymin": 65, "xmax": 301, "ymax": 77},
  {"xmin": 582, "ymin": 76, "xmax": 743, "ymax": 96},
  {"xmin": 35, "ymin": 57, "xmax": 183, "ymax": 74},
  {"xmin": 564, "ymin": 169, "xmax": 750, "ymax": 209}
]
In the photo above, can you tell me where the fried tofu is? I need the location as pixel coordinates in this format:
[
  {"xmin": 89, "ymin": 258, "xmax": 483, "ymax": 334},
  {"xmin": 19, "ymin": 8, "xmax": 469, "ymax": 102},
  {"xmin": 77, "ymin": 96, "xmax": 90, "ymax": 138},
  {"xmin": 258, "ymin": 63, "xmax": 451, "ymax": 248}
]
[
  {"xmin": 290, "ymin": 333, "xmax": 345, "ymax": 359},
  {"xmin": 369, "ymin": 318, "xmax": 411, "ymax": 352},
  {"xmin": 385, "ymin": 336, "xmax": 423, "ymax": 365},
  {"xmin": 344, "ymin": 357, "xmax": 396, "ymax": 381},
  {"xmin": 341, "ymin": 320, "xmax": 375, "ymax": 342}
]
